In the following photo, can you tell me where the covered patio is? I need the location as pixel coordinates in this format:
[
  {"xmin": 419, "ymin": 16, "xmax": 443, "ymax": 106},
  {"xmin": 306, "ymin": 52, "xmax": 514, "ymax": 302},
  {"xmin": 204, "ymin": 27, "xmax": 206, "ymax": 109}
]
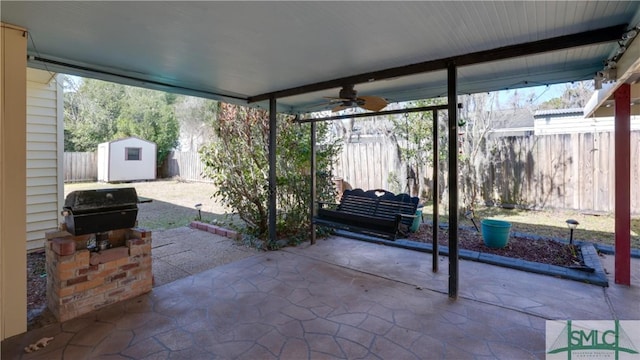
[
  {"xmin": 2, "ymin": 1, "xmax": 640, "ymax": 346},
  {"xmin": 2, "ymin": 232, "xmax": 639, "ymax": 359}
]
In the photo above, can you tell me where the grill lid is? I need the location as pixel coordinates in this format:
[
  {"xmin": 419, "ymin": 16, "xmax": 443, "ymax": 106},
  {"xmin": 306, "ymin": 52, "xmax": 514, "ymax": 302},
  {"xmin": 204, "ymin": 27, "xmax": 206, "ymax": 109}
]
[
  {"xmin": 63, "ymin": 188, "xmax": 139, "ymax": 235},
  {"xmin": 64, "ymin": 188, "xmax": 139, "ymax": 213}
]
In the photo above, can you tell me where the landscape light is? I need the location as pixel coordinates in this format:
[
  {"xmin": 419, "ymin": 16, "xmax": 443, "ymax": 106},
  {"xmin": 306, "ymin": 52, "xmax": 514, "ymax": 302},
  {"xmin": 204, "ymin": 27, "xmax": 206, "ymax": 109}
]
[
  {"xmin": 566, "ymin": 219, "xmax": 579, "ymax": 245},
  {"xmin": 465, "ymin": 209, "xmax": 479, "ymax": 232},
  {"xmin": 195, "ymin": 203, "xmax": 202, "ymax": 221}
]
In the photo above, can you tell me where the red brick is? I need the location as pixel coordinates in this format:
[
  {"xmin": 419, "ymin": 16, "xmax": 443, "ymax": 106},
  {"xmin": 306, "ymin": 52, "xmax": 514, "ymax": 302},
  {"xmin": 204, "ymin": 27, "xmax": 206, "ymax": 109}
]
[
  {"xmin": 196, "ymin": 222, "xmax": 207, "ymax": 230},
  {"xmin": 57, "ymin": 286, "xmax": 76, "ymax": 298},
  {"xmin": 189, "ymin": 222, "xmax": 198, "ymax": 229},
  {"xmin": 114, "ymin": 257, "xmax": 130, "ymax": 267},
  {"xmin": 127, "ymin": 238, "xmax": 146, "ymax": 247},
  {"xmin": 109, "ymin": 229, "xmax": 128, "ymax": 242},
  {"xmin": 50, "ymin": 264, "xmax": 75, "ymax": 280},
  {"xmin": 215, "ymin": 227, "xmax": 227, "ymax": 236},
  {"xmin": 120, "ymin": 263, "xmax": 139, "ymax": 271},
  {"xmin": 75, "ymin": 278, "xmax": 104, "ymax": 292},
  {"xmin": 45, "ymin": 229, "xmax": 71, "ymax": 240},
  {"xmin": 77, "ymin": 265, "xmax": 99, "ymax": 275},
  {"xmin": 89, "ymin": 247, "xmax": 129, "ymax": 265},
  {"xmin": 70, "ymin": 234, "xmax": 93, "ymax": 243},
  {"xmin": 109, "ymin": 272, "xmax": 127, "ymax": 282},
  {"xmin": 75, "ymin": 250, "xmax": 90, "ymax": 265},
  {"xmin": 120, "ymin": 277, "xmax": 137, "ymax": 286},
  {"xmin": 66, "ymin": 275, "xmax": 88, "ymax": 286},
  {"xmin": 129, "ymin": 244, "xmax": 151, "ymax": 257},
  {"xmin": 207, "ymin": 225, "xmax": 218, "ymax": 234},
  {"xmin": 130, "ymin": 228, "xmax": 150, "ymax": 238},
  {"xmin": 108, "ymin": 289, "xmax": 125, "ymax": 297},
  {"xmin": 92, "ymin": 298, "xmax": 116, "ymax": 310},
  {"xmin": 52, "ymin": 238, "xmax": 76, "ymax": 256},
  {"xmin": 91, "ymin": 268, "xmax": 116, "ymax": 279},
  {"xmin": 226, "ymin": 230, "xmax": 240, "ymax": 240}
]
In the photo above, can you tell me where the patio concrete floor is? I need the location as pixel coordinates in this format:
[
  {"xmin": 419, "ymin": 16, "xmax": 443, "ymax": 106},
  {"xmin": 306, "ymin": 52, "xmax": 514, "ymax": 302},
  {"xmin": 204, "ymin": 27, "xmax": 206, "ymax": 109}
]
[{"xmin": 3, "ymin": 232, "xmax": 639, "ymax": 359}]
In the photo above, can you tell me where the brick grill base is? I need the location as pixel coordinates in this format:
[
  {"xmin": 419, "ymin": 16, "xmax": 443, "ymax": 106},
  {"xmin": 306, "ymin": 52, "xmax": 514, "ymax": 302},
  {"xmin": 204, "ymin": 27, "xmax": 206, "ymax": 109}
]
[{"xmin": 45, "ymin": 227, "xmax": 152, "ymax": 322}]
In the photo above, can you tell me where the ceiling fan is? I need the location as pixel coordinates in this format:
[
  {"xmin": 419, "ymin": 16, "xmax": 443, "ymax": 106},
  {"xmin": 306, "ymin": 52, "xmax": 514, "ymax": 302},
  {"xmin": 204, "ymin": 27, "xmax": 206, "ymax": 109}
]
[{"xmin": 323, "ymin": 84, "xmax": 388, "ymax": 112}]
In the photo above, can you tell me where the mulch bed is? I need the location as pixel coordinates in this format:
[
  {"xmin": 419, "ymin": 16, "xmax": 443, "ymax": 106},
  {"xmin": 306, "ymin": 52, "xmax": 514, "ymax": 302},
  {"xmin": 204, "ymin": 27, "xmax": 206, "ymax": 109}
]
[
  {"xmin": 27, "ymin": 251, "xmax": 52, "ymax": 330},
  {"xmin": 406, "ymin": 223, "xmax": 583, "ymax": 267}
]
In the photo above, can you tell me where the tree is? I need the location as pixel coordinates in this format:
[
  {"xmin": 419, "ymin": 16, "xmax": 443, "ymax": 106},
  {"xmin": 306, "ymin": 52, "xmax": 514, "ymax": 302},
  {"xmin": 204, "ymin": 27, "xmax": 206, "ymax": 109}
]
[
  {"xmin": 173, "ymin": 96, "xmax": 218, "ymax": 151},
  {"xmin": 115, "ymin": 87, "xmax": 180, "ymax": 165},
  {"xmin": 390, "ymin": 99, "xmax": 446, "ymax": 199},
  {"xmin": 199, "ymin": 103, "xmax": 341, "ymax": 246},
  {"xmin": 458, "ymin": 92, "xmax": 500, "ymax": 209},
  {"xmin": 63, "ymin": 77, "xmax": 124, "ymax": 151},
  {"xmin": 538, "ymin": 81, "xmax": 593, "ymax": 109},
  {"xmin": 63, "ymin": 76, "xmax": 181, "ymax": 165}
]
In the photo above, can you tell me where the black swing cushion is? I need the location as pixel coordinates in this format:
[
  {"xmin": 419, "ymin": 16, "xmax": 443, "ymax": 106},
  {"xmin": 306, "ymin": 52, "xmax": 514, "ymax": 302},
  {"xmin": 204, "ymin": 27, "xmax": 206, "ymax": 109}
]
[{"xmin": 313, "ymin": 188, "xmax": 419, "ymax": 240}]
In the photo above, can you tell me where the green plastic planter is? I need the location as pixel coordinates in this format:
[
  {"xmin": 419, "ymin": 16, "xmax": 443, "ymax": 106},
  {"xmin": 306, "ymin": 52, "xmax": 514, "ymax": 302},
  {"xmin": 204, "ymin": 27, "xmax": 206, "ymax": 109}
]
[
  {"xmin": 480, "ymin": 219, "xmax": 512, "ymax": 248},
  {"xmin": 410, "ymin": 206, "xmax": 423, "ymax": 232}
]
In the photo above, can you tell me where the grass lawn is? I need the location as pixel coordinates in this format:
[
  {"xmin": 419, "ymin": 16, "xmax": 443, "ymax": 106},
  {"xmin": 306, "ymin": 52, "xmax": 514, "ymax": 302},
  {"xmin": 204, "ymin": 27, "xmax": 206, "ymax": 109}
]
[
  {"xmin": 65, "ymin": 181, "xmax": 640, "ymax": 249},
  {"xmin": 65, "ymin": 180, "xmax": 244, "ymax": 231},
  {"xmin": 420, "ymin": 203, "xmax": 640, "ymax": 249}
]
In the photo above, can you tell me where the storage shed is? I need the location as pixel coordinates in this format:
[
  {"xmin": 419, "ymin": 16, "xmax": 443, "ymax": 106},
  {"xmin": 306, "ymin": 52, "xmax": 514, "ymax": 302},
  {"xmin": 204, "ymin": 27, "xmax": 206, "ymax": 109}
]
[{"xmin": 97, "ymin": 137, "xmax": 156, "ymax": 182}]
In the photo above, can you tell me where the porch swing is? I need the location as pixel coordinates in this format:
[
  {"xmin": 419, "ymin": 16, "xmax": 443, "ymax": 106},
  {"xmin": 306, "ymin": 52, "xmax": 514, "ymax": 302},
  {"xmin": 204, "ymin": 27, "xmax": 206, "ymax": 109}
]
[{"xmin": 303, "ymin": 104, "xmax": 452, "ymax": 241}]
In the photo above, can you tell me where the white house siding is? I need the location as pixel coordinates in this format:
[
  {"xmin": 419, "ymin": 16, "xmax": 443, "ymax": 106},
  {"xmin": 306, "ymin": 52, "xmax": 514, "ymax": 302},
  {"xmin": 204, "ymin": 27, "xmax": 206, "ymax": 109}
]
[
  {"xmin": 534, "ymin": 115, "xmax": 640, "ymax": 135},
  {"xmin": 26, "ymin": 68, "xmax": 63, "ymax": 251}
]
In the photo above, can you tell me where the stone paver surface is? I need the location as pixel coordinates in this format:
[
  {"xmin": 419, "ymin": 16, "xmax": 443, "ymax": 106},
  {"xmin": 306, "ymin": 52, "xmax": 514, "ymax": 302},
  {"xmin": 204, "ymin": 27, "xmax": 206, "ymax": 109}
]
[
  {"xmin": 3, "ymin": 233, "xmax": 639, "ymax": 359},
  {"xmin": 151, "ymin": 227, "xmax": 260, "ymax": 286}
]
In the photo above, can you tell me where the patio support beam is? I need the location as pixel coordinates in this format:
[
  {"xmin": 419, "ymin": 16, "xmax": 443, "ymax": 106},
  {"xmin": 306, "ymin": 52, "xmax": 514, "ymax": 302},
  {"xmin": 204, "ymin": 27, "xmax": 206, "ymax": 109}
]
[
  {"xmin": 614, "ymin": 83, "xmax": 631, "ymax": 285},
  {"xmin": 432, "ymin": 109, "xmax": 439, "ymax": 273},
  {"xmin": 0, "ymin": 22, "xmax": 28, "ymax": 340},
  {"xmin": 447, "ymin": 62, "xmax": 459, "ymax": 299},
  {"xmin": 296, "ymin": 104, "xmax": 460, "ymax": 123},
  {"xmin": 269, "ymin": 96, "xmax": 277, "ymax": 245},
  {"xmin": 249, "ymin": 24, "xmax": 626, "ymax": 103},
  {"xmin": 310, "ymin": 121, "xmax": 317, "ymax": 245}
]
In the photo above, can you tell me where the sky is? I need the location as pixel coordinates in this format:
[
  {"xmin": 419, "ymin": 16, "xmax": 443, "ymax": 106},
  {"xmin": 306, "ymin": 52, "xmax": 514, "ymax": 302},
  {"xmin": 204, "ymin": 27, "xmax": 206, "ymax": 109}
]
[{"xmin": 497, "ymin": 83, "xmax": 568, "ymax": 107}]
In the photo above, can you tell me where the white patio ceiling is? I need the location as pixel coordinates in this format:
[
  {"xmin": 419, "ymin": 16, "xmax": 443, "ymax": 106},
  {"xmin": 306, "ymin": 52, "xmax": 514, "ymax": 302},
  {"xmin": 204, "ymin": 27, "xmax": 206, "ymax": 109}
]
[{"xmin": 2, "ymin": 1, "xmax": 640, "ymax": 113}]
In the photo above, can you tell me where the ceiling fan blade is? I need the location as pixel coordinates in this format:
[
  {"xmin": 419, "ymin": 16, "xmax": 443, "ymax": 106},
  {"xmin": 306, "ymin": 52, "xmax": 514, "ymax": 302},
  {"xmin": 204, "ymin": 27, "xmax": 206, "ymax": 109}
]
[{"xmin": 357, "ymin": 95, "xmax": 388, "ymax": 112}]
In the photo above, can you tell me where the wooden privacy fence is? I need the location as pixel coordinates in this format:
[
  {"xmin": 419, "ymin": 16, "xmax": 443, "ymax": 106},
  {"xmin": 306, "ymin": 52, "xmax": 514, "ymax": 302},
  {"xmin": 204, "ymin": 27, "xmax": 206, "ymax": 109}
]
[
  {"xmin": 161, "ymin": 151, "xmax": 211, "ymax": 182},
  {"xmin": 63, "ymin": 150, "xmax": 211, "ymax": 183},
  {"xmin": 333, "ymin": 136, "xmax": 403, "ymax": 193},
  {"xmin": 63, "ymin": 130, "xmax": 640, "ymax": 212},
  {"xmin": 334, "ymin": 131, "xmax": 640, "ymax": 213},
  {"xmin": 64, "ymin": 152, "xmax": 97, "ymax": 182},
  {"xmin": 489, "ymin": 131, "xmax": 640, "ymax": 213}
]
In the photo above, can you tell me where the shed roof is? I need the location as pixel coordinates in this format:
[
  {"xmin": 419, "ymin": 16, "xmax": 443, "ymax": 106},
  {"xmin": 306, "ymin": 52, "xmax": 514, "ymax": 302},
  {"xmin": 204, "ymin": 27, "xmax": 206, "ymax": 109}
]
[
  {"xmin": 100, "ymin": 136, "xmax": 156, "ymax": 146},
  {"xmin": 534, "ymin": 108, "xmax": 585, "ymax": 117}
]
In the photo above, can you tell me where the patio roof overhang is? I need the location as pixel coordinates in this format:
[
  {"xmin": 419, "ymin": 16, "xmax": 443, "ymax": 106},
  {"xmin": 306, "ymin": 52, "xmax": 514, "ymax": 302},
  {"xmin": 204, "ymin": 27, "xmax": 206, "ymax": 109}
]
[
  {"xmin": 585, "ymin": 29, "xmax": 640, "ymax": 117},
  {"xmin": 2, "ymin": 2, "xmax": 640, "ymax": 113}
]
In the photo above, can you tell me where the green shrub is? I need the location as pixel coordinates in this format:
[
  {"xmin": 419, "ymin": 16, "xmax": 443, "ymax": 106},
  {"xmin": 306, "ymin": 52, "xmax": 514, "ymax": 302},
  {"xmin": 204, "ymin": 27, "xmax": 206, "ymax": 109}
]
[{"xmin": 200, "ymin": 103, "xmax": 340, "ymax": 248}]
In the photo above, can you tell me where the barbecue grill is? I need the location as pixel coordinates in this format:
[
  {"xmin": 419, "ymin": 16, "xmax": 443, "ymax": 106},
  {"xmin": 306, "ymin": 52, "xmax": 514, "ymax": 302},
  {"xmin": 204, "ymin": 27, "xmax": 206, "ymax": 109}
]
[{"xmin": 62, "ymin": 188, "xmax": 139, "ymax": 238}]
